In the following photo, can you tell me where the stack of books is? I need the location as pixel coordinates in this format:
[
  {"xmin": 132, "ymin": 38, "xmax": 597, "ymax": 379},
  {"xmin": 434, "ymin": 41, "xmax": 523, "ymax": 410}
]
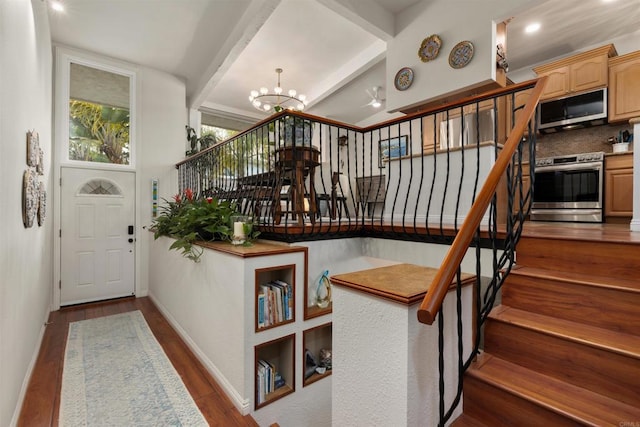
[
  {"xmin": 257, "ymin": 280, "xmax": 293, "ymax": 328},
  {"xmin": 256, "ymin": 359, "xmax": 286, "ymax": 404}
]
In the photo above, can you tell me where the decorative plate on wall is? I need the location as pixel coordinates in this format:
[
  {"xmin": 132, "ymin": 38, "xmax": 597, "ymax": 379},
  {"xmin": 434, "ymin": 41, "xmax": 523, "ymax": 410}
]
[
  {"xmin": 418, "ymin": 34, "xmax": 442, "ymax": 62},
  {"xmin": 394, "ymin": 67, "xmax": 414, "ymax": 91},
  {"xmin": 449, "ymin": 40, "xmax": 474, "ymax": 69}
]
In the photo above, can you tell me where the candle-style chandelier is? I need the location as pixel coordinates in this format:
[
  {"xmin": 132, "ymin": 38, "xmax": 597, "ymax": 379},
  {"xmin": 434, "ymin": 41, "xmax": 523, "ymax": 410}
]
[{"xmin": 249, "ymin": 68, "xmax": 307, "ymax": 113}]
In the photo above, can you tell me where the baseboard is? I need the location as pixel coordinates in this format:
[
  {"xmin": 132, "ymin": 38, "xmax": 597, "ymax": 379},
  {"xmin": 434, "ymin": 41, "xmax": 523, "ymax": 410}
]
[
  {"xmin": 147, "ymin": 292, "xmax": 251, "ymax": 415},
  {"xmin": 10, "ymin": 305, "xmax": 51, "ymax": 427}
]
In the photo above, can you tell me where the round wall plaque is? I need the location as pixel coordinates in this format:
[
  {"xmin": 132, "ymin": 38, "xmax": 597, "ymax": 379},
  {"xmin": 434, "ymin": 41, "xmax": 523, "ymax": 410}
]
[
  {"xmin": 449, "ymin": 40, "xmax": 474, "ymax": 69},
  {"xmin": 394, "ymin": 67, "xmax": 414, "ymax": 91}
]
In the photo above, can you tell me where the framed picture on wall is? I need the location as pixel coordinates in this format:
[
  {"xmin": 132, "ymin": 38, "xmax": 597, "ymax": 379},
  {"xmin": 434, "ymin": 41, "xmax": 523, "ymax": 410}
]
[{"xmin": 378, "ymin": 135, "xmax": 407, "ymax": 168}]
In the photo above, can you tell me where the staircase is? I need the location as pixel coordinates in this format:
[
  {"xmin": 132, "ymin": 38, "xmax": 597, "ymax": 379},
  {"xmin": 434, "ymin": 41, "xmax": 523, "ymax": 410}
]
[{"xmin": 453, "ymin": 226, "xmax": 640, "ymax": 426}]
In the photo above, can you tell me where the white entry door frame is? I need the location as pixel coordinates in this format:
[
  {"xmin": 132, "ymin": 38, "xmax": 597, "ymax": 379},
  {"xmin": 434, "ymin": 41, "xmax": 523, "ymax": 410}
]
[{"xmin": 59, "ymin": 167, "xmax": 136, "ymax": 306}]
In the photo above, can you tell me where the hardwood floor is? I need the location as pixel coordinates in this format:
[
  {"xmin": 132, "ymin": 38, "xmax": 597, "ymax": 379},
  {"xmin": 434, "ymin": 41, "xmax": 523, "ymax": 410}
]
[{"xmin": 17, "ymin": 296, "xmax": 258, "ymax": 427}]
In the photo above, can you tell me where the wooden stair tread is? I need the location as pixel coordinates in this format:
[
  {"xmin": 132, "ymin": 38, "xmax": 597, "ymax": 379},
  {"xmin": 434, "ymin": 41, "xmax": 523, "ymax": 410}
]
[
  {"xmin": 521, "ymin": 222, "xmax": 640, "ymax": 244},
  {"xmin": 489, "ymin": 305, "xmax": 640, "ymax": 359},
  {"xmin": 468, "ymin": 353, "xmax": 640, "ymax": 424},
  {"xmin": 510, "ymin": 266, "xmax": 640, "ymax": 293},
  {"xmin": 450, "ymin": 414, "xmax": 490, "ymax": 427}
]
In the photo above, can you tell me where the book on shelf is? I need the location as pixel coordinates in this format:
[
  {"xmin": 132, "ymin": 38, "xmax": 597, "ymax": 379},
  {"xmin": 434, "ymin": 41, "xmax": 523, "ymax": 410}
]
[
  {"xmin": 257, "ymin": 358, "xmax": 282, "ymax": 402},
  {"xmin": 257, "ymin": 293, "xmax": 265, "ymax": 328},
  {"xmin": 274, "ymin": 372, "xmax": 285, "ymax": 389},
  {"xmin": 274, "ymin": 279, "xmax": 292, "ymax": 320},
  {"xmin": 257, "ymin": 280, "xmax": 292, "ymax": 328}
]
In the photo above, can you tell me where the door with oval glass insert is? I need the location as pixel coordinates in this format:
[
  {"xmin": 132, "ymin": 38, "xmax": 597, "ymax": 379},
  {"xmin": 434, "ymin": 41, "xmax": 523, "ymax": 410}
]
[{"xmin": 60, "ymin": 167, "xmax": 135, "ymax": 305}]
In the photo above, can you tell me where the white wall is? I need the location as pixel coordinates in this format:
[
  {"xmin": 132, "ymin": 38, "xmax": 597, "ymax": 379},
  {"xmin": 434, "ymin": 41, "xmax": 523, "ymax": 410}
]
[
  {"xmin": 0, "ymin": 1, "xmax": 54, "ymax": 425},
  {"xmin": 137, "ymin": 67, "xmax": 186, "ymax": 295},
  {"xmin": 386, "ymin": 0, "xmax": 532, "ymax": 112}
]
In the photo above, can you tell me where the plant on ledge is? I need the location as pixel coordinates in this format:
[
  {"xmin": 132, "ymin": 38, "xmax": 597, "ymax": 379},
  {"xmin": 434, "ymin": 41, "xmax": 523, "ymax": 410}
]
[{"xmin": 150, "ymin": 188, "xmax": 259, "ymax": 262}]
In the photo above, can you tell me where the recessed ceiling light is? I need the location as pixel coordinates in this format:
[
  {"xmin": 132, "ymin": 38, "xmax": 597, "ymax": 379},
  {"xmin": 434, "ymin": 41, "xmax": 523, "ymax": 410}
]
[
  {"xmin": 525, "ymin": 22, "xmax": 541, "ymax": 34},
  {"xmin": 50, "ymin": 0, "xmax": 65, "ymax": 12}
]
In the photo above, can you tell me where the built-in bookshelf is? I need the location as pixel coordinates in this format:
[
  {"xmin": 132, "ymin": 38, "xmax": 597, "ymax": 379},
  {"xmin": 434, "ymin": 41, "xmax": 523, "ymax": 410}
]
[
  {"xmin": 302, "ymin": 322, "xmax": 333, "ymax": 387},
  {"xmin": 254, "ymin": 333, "xmax": 295, "ymax": 409},
  {"xmin": 255, "ymin": 264, "xmax": 296, "ymax": 332}
]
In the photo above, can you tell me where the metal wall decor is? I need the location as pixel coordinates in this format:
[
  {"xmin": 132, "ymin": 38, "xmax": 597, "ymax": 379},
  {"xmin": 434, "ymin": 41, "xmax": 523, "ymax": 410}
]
[
  {"xmin": 418, "ymin": 34, "xmax": 442, "ymax": 62},
  {"xmin": 394, "ymin": 67, "xmax": 414, "ymax": 91},
  {"xmin": 22, "ymin": 130, "xmax": 46, "ymax": 228},
  {"xmin": 496, "ymin": 43, "xmax": 509, "ymax": 72},
  {"xmin": 449, "ymin": 40, "xmax": 474, "ymax": 69}
]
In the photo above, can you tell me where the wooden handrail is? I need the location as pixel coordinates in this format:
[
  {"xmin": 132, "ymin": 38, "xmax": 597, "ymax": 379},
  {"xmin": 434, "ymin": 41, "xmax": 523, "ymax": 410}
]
[{"xmin": 417, "ymin": 76, "xmax": 548, "ymax": 325}]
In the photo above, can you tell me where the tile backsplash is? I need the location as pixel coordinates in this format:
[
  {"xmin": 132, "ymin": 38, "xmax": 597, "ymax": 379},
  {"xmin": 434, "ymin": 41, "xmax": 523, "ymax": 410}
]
[{"xmin": 522, "ymin": 122, "xmax": 633, "ymax": 161}]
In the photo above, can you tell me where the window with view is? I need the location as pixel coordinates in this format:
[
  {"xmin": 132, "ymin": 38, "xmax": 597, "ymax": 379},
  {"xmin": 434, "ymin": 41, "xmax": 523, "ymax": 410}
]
[{"xmin": 69, "ymin": 63, "xmax": 131, "ymax": 165}]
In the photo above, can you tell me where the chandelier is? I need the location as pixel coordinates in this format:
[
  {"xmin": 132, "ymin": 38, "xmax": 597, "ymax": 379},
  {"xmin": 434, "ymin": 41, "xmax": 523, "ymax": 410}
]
[{"xmin": 249, "ymin": 68, "xmax": 307, "ymax": 113}]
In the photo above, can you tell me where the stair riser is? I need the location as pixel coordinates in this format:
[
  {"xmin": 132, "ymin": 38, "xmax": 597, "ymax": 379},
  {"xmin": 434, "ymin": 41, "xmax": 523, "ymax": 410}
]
[
  {"xmin": 484, "ymin": 320, "xmax": 640, "ymax": 407},
  {"xmin": 502, "ymin": 274, "xmax": 640, "ymax": 336},
  {"xmin": 463, "ymin": 376, "xmax": 581, "ymax": 427},
  {"xmin": 516, "ymin": 237, "xmax": 640, "ymax": 278}
]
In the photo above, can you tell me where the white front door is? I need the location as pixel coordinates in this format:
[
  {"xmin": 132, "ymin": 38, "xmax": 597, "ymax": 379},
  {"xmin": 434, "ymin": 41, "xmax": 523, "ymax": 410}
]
[{"xmin": 60, "ymin": 167, "xmax": 135, "ymax": 305}]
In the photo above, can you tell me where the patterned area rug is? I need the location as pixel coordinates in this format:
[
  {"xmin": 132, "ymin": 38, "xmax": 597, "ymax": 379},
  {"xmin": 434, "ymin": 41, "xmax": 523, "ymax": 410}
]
[{"xmin": 59, "ymin": 310, "xmax": 208, "ymax": 426}]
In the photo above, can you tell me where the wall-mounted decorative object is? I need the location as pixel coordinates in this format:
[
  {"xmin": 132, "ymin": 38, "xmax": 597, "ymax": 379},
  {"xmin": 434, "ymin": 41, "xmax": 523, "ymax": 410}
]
[
  {"xmin": 151, "ymin": 178, "xmax": 159, "ymax": 218},
  {"xmin": 379, "ymin": 135, "xmax": 408, "ymax": 167},
  {"xmin": 22, "ymin": 168, "xmax": 39, "ymax": 228},
  {"xmin": 23, "ymin": 129, "xmax": 46, "ymax": 228},
  {"xmin": 394, "ymin": 67, "xmax": 414, "ymax": 91},
  {"xmin": 38, "ymin": 182, "xmax": 47, "ymax": 226},
  {"xmin": 496, "ymin": 43, "xmax": 509, "ymax": 72},
  {"xmin": 27, "ymin": 130, "xmax": 39, "ymax": 167},
  {"xmin": 37, "ymin": 148, "xmax": 44, "ymax": 175},
  {"xmin": 418, "ymin": 34, "xmax": 442, "ymax": 62},
  {"xmin": 449, "ymin": 40, "xmax": 474, "ymax": 69}
]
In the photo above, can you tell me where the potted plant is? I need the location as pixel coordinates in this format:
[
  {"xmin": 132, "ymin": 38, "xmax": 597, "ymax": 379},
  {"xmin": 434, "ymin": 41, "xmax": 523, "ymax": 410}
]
[{"xmin": 150, "ymin": 188, "xmax": 260, "ymax": 262}]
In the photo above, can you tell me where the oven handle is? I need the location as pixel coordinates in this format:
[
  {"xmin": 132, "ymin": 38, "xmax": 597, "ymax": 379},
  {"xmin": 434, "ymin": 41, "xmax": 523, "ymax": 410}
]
[{"xmin": 535, "ymin": 161, "xmax": 602, "ymax": 173}]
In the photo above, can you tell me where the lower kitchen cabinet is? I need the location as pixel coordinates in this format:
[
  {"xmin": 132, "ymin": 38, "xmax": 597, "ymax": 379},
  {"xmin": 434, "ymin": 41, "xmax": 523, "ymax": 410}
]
[{"xmin": 605, "ymin": 153, "xmax": 633, "ymax": 218}]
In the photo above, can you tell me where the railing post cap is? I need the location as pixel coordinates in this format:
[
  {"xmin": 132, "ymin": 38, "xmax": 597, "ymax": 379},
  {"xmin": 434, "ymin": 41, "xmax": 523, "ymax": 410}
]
[{"xmin": 417, "ymin": 308, "xmax": 435, "ymax": 325}]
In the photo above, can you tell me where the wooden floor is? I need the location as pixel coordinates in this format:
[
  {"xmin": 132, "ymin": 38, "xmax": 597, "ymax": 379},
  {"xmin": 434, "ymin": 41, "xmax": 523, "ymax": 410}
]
[{"xmin": 17, "ymin": 296, "xmax": 258, "ymax": 427}]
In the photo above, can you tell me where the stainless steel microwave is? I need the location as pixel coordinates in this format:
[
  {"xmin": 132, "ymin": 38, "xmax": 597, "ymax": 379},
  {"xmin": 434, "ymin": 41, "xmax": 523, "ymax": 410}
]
[{"xmin": 537, "ymin": 87, "xmax": 607, "ymax": 133}]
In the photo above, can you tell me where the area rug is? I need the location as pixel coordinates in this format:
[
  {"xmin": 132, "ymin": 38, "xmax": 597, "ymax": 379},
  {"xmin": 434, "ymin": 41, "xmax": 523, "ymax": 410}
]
[{"xmin": 59, "ymin": 310, "xmax": 208, "ymax": 426}]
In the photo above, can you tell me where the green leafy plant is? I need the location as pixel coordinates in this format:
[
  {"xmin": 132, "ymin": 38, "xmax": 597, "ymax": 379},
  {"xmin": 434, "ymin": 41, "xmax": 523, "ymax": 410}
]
[
  {"xmin": 186, "ymin": 126, "xmax": 218, "ymax": 156},
  {"xmin": 150, "ymin": 189, "xmax": 259, "ymax": 262}
]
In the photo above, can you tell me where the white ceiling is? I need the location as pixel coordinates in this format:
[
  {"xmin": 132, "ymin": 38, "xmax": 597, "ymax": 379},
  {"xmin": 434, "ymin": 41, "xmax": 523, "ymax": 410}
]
[{"xmin": 48, "ymin": 0, "xmax": 640, "ymax": 127}]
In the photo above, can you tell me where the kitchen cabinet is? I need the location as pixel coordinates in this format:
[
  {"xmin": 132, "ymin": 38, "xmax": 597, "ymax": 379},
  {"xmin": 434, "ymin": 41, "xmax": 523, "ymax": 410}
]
[
  {"xmin": 608, "ymin": 50, "xmax": 640, "ymax": 123},
  {"xmin": 533, "ymin": 44, "xmax": 616, "ymax": 100},
  {"xmin": 605, "ymin": 153, "xmax": 633, "ymax": 218}
]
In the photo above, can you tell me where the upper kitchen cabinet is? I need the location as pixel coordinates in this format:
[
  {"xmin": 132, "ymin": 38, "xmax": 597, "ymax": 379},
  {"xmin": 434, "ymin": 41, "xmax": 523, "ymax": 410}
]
[
  {"xmin": 533, "ymin": 44, "xmax": 617, "ymax": 100},
  {"xmin": 608, "ymin": 50, "xmax": 640, "ymax": 123}
]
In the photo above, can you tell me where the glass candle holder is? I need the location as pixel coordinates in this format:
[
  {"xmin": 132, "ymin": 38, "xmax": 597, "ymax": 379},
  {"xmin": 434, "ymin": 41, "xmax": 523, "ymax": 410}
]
[{"xmin": 231, "ymin": 215, "xmax": 248, "ymax": 245}]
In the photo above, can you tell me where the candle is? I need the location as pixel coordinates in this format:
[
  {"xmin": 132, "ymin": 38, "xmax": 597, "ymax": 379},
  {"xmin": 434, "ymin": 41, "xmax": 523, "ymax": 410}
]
[{"xmin": 233, "ymin": 221, "xmax": 245, "ymax": 238}]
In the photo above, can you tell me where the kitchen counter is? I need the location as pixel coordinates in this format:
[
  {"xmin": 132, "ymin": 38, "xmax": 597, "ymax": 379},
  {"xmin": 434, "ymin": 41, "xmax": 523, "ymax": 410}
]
[{"xmin": 604, "ymin": 150, "xmax": 633, "ymax": 157}]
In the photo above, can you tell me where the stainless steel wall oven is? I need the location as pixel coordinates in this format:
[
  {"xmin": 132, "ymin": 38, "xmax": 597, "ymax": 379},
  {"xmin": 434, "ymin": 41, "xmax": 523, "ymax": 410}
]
[{"xmin": 530, "ymin": 152, "xmax": 604, "ymax": 222}]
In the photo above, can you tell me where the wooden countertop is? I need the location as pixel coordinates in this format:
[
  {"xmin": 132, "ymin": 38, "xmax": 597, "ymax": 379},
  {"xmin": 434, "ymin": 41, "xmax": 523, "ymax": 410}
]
[
  {"xmin": 196, "ymin": 240, "xmax": 306, "ymax": 258},
  {"xmin": 330, "ymin": 263, "xmax": 475, "ymax": 305}
]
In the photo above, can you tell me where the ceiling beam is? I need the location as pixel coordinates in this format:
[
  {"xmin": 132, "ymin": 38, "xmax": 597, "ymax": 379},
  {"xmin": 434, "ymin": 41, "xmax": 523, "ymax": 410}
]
[
  {"xmin": 305, "ymin": 39, "xmax": 387, "ymax": 108},
  {"xmin": 317, "ymin": 0, "xmax": 395, "ymax": 41},
  {"xmin": 187, "ymin": 0, "xmax": 281, "ymax": 109}
]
